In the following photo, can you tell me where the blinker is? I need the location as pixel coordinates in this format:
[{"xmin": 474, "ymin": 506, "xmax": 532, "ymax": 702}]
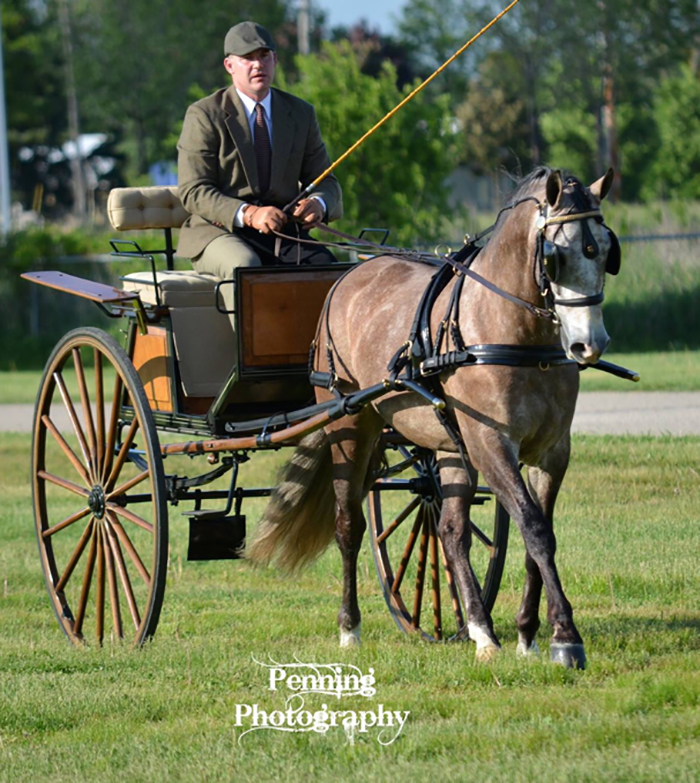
[{"xmin": 542, "ymin": 239, "xmax": 560, "ymax": 283}]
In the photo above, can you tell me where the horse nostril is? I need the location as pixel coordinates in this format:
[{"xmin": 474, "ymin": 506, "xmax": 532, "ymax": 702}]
[
  {"xmin": 570, "ymin": 342, "xmax": 604, "ymax": 364},
  {"xmin": 570, "ymin": 343, "xmax": 586, "ymax": 361}
]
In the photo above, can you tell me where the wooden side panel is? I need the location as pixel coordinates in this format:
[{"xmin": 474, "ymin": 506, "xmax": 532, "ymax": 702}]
[
  {"xmin": 239, "ymin": 269, "xmax": 344, "ymax": 369},
  {"xmin": 131, "ymin": 325, "xmax": 173, "ymax": 412}
]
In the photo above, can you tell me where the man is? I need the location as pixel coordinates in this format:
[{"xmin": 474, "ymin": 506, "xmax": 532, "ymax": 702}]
[{"xmin": 177, "ymin": 21, "xmax": 343, "ymax": 282}]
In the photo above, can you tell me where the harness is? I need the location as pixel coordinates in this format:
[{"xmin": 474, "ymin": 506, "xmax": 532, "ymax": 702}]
[{"xmin": 307, "ymin": 182, "xmax": 622, "ymax": 459}]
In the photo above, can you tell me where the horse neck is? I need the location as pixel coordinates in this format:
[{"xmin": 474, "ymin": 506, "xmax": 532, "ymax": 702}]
[{"xmin": 464, "ymin": 207, "xmax": 557, "ymax": 345}]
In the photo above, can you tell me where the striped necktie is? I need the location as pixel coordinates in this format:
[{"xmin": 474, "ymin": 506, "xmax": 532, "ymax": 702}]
[{"xmin": 254, "ymin": 103, "xmax": 272, "ymax": 195}]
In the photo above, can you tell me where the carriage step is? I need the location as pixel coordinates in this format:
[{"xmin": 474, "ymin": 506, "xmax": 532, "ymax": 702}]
[{"xmin": 187, "ymin": 515, "xmax": 246, "ymax": 561}]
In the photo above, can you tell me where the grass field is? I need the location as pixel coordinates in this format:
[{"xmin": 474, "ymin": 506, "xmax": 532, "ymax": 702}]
[
  {"xmin": 0, "ymin": 350, "xmax": 698, "ymax": 404},
  {"xmin": 0, "ymin": 431, "xmax": 699, "ymax": 781}
]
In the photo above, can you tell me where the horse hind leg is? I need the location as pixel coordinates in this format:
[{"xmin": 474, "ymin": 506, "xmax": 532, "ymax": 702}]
[
  {"xmin": 436, "ymin": 452, "xmax": 501, "ymax": 662},
  {"xmin": 327, "ymin": 409, "xmax": 384, "ymax": 648}
]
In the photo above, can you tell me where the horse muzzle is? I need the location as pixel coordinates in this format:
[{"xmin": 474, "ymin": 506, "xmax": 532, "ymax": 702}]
[{"xmin": 567, "ymin": 337, "xmax": 610, "ymax": 365}]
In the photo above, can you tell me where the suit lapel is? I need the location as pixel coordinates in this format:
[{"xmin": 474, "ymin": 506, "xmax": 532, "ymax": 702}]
[
  {"xmin": 223, "ymin": 86, "xmax": 258, "ymax": 192},
  {"xmin": 270, "ymin": 90, "xmax": 294, "ymax": 192}
]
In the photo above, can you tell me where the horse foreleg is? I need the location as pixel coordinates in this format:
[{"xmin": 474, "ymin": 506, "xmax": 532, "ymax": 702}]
[
  {"xmin": 436, "ymin": 452, "xmax": 501, "ymax": 661},
  {"xmin": 472, "ymin": 434, "xmax": 585, "ymax": 668},
  {"xmin": 327, "ymin": 410, "xmax": 383, "ymax": 648},
  {"xmin": 515, "ymin": 444, "xmax": 569, "ymax": 657}
]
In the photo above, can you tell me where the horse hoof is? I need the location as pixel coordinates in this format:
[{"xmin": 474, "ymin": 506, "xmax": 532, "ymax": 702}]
[
  {"xmin": 339, "ymin": 624, "xmax": 361, "ymax": 648},
  {"xmin": 516, "ymin": 640, "xmax": 540, "ymax": 658},
  {"xmin": 550, "ymin": 643, "xmax": 586, "ymax": 669},
  {"xmin": 475, "ymin": 644, "xmax": 501, "ymax": 663}
]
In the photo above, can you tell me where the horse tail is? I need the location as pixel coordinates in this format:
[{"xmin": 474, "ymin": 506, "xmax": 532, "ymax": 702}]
[{"xmin": 246, "ymin": 429, "xmax": 337, "ymax": 573}]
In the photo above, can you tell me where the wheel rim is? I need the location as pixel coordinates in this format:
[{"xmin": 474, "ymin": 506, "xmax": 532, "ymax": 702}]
[
  {"xmin": 368, "ymin": 450, "xmax": 509, "ymax": 642},
  {"xmin": 32, "ymin": 329, "xmax": 167, "ymax": 647}
]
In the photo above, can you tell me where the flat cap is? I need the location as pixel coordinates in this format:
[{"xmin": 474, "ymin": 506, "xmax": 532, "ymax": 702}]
[{"xmin": 224, "ymin": 22, "xmax": 276, "ymax": 56}]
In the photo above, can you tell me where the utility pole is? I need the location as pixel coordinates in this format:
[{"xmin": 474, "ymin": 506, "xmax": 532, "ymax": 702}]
[
  {"xmin": 298, "ymin": 0, "xmax": 310, "ymax": 55},
  {"xmin": 58, "ymin": 0, "xmax": 86, "ymax": 220},
  {"xmin": 0, "ymin": 0, "xmax": 12, "ymax": 235}
]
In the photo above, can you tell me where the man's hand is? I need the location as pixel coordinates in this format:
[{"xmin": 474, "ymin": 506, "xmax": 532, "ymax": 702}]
[
  {"xmin": 293, "ymin": 198, "xmax": 324, "ymax": 228},
  {"xmin": 244, "ymin": 205, "xmax": 288, "ymax": 234}
]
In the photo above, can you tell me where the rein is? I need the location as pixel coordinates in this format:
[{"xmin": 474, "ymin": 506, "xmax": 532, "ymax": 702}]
[{"xmin": 280, "ymin": 191, "xmax": 606, "ymax": 323}]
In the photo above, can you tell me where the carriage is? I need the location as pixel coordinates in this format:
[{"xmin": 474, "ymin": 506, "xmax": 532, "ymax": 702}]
[{"xmin": 23, "ymin": 185, "xmax": 511, "ymax": 648}]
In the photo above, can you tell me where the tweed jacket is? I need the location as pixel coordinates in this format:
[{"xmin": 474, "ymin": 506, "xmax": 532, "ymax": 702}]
[{"xmin": 176, "ymin": 85, "xmax": 343, "ymax": 259}]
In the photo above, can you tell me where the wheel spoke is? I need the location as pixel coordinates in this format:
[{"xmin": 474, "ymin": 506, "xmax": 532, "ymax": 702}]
[
  {"xmin": 412, "ymin": 510, "xmax": 430, "ymax": 629},
  {"xmin": 101, "ymin": 372, "xmax": 124, "ymax": 484},
  {"xmin": 103, "ymin": 521, "xmax": 123, "ymax": 639},
  {"xmin": 73, "ymin": 524, "xmax": 98, "ymax": 637},
  {"xmin": 470, "ymin": 520, "xmax": 493, "ymax": 550},
  {"xmin": 376, "ymin": 496, "xmax": 421, "ymax": 545},
  {"xmin": 41, "ymin": 415, "xmax": 91, "ymax": 486},
  {"xmin": 55, "ymin": 518, "xmax": 95, "ymax": 593},
  {"xmin": 428, "ymin": 509, "xmax": 442, "ymax": 640},
  {"xmin": 43, "ymin": 506, "xmax": 91, "ymax": 539},
  {"xmin": 38, "ymin": 470, "xmax": 90, "ymax": 499},
  {"xmin": 104, "ymin": 518, "xmax": 141, "ymax": 630},
  {"xmin": 391, "ymin": 512, "xmax": 424, "ymax": 594},
  {"xmin": 106, "ymin": 510, "xmax": 151, "ymax": 585},
  {"xmin": 94, "ymin": 350, "xmax": 106, "ymax": 475},
  {"xmin": 95, "ymin": 525, "xmax": 105, "ymax": 644},
  {"xmin": 72, "ymin": 347, "xmax": 98, "ymax": 479},
  {"xmin": 438, "ymin": 536, "xmax": 464, "ymax": 629},
  {"xmin": 54, "ymin": 371, "xmax": 93, "ymax": 482},
  {"xmin": 104, "ymin": 502, "xmax": 154, "ymax": 533},
  {"xmin": 104, "ymin": 418, "xmax": 139, "ymax": 493},
  {"xmin": 105, "ymin": 470, "xmax": 150, "ymax": 501}
]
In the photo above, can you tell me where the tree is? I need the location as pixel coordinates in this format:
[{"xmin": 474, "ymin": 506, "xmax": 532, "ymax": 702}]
[
  {"xmin": 289, "ymin": 42, "xmax": 458, "ymax": 245},
  {"xmin": 646, "ymin": 65, "xmax": 700, "ymax": 199},
  {"xmin": 2, "ymin": 0, "xmax": 68, "ymax": 211},
  {"xmin": 72, "ymin": 0, "xmax": 291, "ymax": 178}
]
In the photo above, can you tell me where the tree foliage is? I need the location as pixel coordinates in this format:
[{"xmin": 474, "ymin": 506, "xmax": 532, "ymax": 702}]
[
  {"xmin": 647, "ymin": 65, "xmax": 700, "ymax": 199},
  {"xmin": 289, "ymin": 42, "xmax": 458, "ymax": 245}
]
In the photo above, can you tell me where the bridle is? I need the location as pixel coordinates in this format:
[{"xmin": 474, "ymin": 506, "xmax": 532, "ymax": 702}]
[{"xmin": 456, "ymin": 181, "xmax": 620, "ymax": 322}]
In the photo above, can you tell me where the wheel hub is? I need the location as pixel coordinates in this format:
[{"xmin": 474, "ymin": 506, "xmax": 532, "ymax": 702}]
[{"xmin": 88, "ymin": 485, "xmax": 106, "ymax": 519}]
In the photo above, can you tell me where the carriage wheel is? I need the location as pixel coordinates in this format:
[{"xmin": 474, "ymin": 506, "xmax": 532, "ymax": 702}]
[
  {"xmin": 31, "ymin": 327, "xmax": 168, "ymax": 647},
  {"xmin": 368, "ymin": 450, "xmax": 509, "ymax": 642}
]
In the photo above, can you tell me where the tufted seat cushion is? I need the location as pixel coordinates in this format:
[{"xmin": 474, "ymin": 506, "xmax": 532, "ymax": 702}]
[
  {"xmin": 107, "ymin": 186, "xmax": 189, "ymax": 231},
  {"xmin": 121, "ymin": 270, "xmax": 224, "ymax": 308}
]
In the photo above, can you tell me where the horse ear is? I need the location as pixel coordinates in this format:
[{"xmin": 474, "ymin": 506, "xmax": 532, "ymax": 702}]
[
  {"xmin": 590, "ymin": 168, "xmax": 615, "ymax": 202},
  {"xmin": 546, "ymin": 170, "xmax": 563, "ymax": 208}
]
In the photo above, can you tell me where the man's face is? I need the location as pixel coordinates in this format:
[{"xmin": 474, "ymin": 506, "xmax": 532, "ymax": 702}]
[{"xmin": 224, "ymin": 48, "xmax": 277, "ymax": 101}]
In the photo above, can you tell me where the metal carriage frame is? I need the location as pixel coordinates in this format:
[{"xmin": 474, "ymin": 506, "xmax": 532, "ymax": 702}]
[{"xmin": 22, "ymin": 187, "xmax": 510, "ymax": 648}]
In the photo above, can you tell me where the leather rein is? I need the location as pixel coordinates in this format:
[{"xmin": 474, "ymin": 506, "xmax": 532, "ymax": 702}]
[{"xmin": 274, "ymin": 194, "xmax": 606, "ymax": 323}]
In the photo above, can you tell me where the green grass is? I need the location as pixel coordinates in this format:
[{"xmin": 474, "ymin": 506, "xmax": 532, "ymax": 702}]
[
  {"xmin": 1, "ymin": 432, "xmax": 699, "ymax": 781},
  {"xmin": 579, "ymin": 350, "xmax": 700, "ymax": 391}
]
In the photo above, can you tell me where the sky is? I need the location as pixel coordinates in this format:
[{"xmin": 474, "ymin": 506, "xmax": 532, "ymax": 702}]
[{"xmin": 320, "ymin": 0, "xmax": 405, "ymax": 35}]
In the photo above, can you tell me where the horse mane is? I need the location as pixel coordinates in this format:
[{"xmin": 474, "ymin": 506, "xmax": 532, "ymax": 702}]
[{"xmin": 492, "ymin": 166, "xmax": 585, "ymax": 234}]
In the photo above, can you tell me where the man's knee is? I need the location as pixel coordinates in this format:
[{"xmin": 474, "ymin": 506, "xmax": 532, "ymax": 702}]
[{"xmin": 195, "ymin": 234, "xmax": 262, "ymax": 277}]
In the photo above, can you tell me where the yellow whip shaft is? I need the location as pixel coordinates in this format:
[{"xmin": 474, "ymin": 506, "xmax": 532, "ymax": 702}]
[{"xmin": 285, "ymin": 0, "xmax": 523, "ymax": 213}]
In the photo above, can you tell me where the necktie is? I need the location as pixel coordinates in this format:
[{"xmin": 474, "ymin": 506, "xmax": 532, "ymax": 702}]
[{"xmin": 254, "ymin": 103, "xmax": 271, "ymax": 195}]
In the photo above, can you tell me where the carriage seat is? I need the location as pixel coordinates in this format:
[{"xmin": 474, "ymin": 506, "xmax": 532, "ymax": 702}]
[{"xmin": 108, "ymin": 186, "xmax": 234, "ymax": 399}]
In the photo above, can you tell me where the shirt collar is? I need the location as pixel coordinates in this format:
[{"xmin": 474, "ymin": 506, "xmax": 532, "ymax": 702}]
[{"xmin": 235, "ymin": 88, "xmax": 272, "ymax": 122}]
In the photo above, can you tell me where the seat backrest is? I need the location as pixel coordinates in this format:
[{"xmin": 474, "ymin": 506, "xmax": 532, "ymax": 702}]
[{"xmin": 107, "ymin": 186, "xmax": 189, "ymax": 231}]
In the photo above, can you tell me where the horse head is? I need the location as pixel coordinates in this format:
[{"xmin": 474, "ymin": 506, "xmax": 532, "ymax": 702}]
[{"xmin": 538, "ymin": 168, "xmax": 619, "ymax": 364}]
